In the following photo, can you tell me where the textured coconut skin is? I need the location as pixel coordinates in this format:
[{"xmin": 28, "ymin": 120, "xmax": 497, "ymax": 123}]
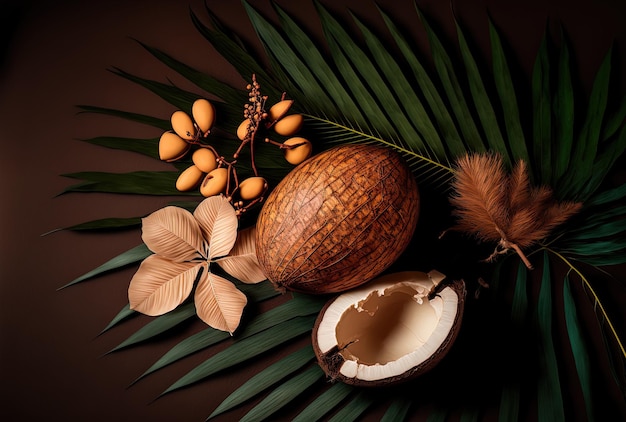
[
  {"xmin": 255, "ymin": 144, "xmax": 419, "ymax": 294},
  {"xmin": 311, "ymin": 279, "xmax": 466, "ymax": 387}
]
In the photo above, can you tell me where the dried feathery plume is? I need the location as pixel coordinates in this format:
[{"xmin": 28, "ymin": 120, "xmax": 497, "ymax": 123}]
[{"xmin": 446, "ymin": 152, "xmax": 582, "ymax": 269}]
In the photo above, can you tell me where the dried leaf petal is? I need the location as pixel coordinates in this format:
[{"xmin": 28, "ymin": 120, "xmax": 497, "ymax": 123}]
[
  {"xmin": 216, "ymin": 226, "xmax": 267, "ymax": 283},
  {"xmin": 193, "ymin": 196, "xmax": 238, "ymax": 259},
  {"xmin": 129, "ymin": 255, "xmax": 200, "ymax": 316},
  {"xmin": 195, "ymin": 271, "xmax": 247, "ymax": 333},
  {"xmin": 142, "ymin": 206, "xmax": 206, "ymax": 261}
]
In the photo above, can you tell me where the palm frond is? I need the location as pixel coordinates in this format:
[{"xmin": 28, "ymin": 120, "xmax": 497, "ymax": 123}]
[
  {"xmin": 161, "ymin": 315, "xmax": 316, "ymax": 396},
  {"xmin": 327, "ymin": 390, "xmax": 375, "ymax": 422},
  {"xmin": 379, "ymin": 6, "xmax": 465, "ymax": 160},
  {"xmin": 416, "ymin": 7, "xmax": 485, "ymax": 154},
  {"xmin": 244, "ymin": 1, "xmax": 334, "ymax": 115},
  {"xmin": 239, "ymin": 364, "xmax": 324, "ymax": 422},
  {"xmin": 134, "ymin": 39, "xmax": 245, "ymax": 104},
  {"xmin": 454, "ymin": 18, "xmax": 509, "ymax": 165},
  {"xmin": 60, "ymin": 243, "xmax": 151, "ymax": 289},
  {"xmin": 80, "ymin": 136, "xmax": 160, "ymax": 160},
  {"xmin": 531, "ymin": 28, "xmax": 553, "ymax": 184},
  {"xmin": 189, "ymin": 7, "xmax": 279, "ymax": 99},
  {"xmin": 208, "ymin": 345, "xmax": 315, "ymax": 419},
  {"xmin": 61, "ymin": 170, "xmax": 187, "ymax": 195},
  {"xmin": 548, "ymin": 248, "xmax": 626, "ymax": 361},
  {"xmin": 556, "ymin": 183, "xmax": 626, "ymax": 266},
  {"xmin": 380, "ymin": 396, "xmax": 413, "ymax": 422},
  {"xmin": 110, "ymin": 67, "xmax": 200, "ymax": 110},
  {"xmin": 535, "ymin": 252, "xmax": 565, "ymax": 420},
  {"xmin": 488, "ymin": 18, "xmax": 530, "ymax": 168},
  {"xmin": 497, "ymin": 260, "xmax": 528, "ymax": 421},
  {"xmin": 107, "ymin": 303, "xmax": 196, "ymax": 353},
  {"xmin": 552, "ymin": 27, "xmax": 575, "ymax": 183},
  {"xmin": 561, "ymin": 46, "xmax": 612, "ymax": 199},
  {"xmin": 76, "ymin": 105, "xmax": 169, "ymax": 130},
  {"xmin": 353, "ymin": 12, "xmax": 446, "ymax": 158},
  {"xmin": 304, "ymin": 116, "xmax": 454, "ymax": 189},
  {"xmin": 564, "ymin": 275, "xmax": 595, "ymax": 421},
  {"xmin": 291, "ymin": 382, "xmax": 353, "ymax": 422},
  {"xmin": 132, "ymin": 293, "xmax": 323, "ymax": 384}
]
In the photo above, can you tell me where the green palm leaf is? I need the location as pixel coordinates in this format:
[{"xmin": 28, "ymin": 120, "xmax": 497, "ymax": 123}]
[
  {"xmin": 208, "ymin": 345, "xmax": 315, "ymax": 419},
  {"xmin": 303, "ymin": 117, "xmax": 454, "ymax": 189},
  {"xmin": 244, "ymin": 1, "xmax": 336, "ymax": 115},
  {"xmin": 80, "ymin": 136, "xmax": 160, "ymax": 159},
  {"xmin": 379, "ymin": 7, "xmax": 465, "ymax": 159},
  {"xmin": 602, "ymin": 95, "xmax": 626, "ymax": 140},
  {"xmin": 134, "ymin": 39, "xmax": 244, "ymax": 104},
  {"xmin": 100, "ymin": 303, "xmax": 134, "ymax": 335},
  {"xmin": 460, "ymin": 408, "xmax": 480, "ymax": 422},
  {"xmin": 62, "ymin": 170, "xmax": 187, "ymax": 195},
  {"xmin": 498, "ymin": 260, "xmax": 527, "ymax": 422},
  {"xmin": 583, "ymin": 121, "xmax": 626, "ymax": 200},
  {"xmin": 292, "ymin": 382, "xmax": 353, "ymax": 422},
  {"xmin": 552, "ymin": 28, "xmax": 575, "ymax": 184},
  {"xmin": 549, "ymin": 249, "xmax": 626, "ymax": 362},
  {"xmin": 60, "ymin": 243, "xmax": 151, "ymax": 289},
  {"xmin": 328, "ymin": 390, "xmax": 375, "ymax": 422},
  {"xmin": 426, "ymin": 407, "xmax": 448, "ymax": 422},
  {"xmin": 531, "ymin": 29, "xmax": 553, "ymax": 184},
  {"xmin": 161, "ymin": 315, "xmax": 316, "ymax": 396},
  {"xmin": 313, "ymin": 1, "xmax": 396, "ymax": 139},
  {"xmin": 381, "ymin": 396, "xmax": 413, "ymax": 422},
  {"xmin": 242, "ymin": 1, "xmax": 457, "ymax": 188},
  {"xmin": 455, "ymin": 18, "xmax": 509, "ymax": 165},
  {"xmin": 107, "ymin": 303, "xmax": 196, "ymax": 354},
  {"xmin": 556, "ymin": 183, "xmax": 626, "ymax": 265},
  {"xmin": 416, "ymin": 7, "xmax": 485, "ymax": 154},
  {"xmin": 564, "ymin": 275, "xmax": 595, "ymax": 421},
  {"xmin": 76, "ymin": 105, "xmax": 169, "ymax": 130},
  {"xmin": 353, "ymin": 13, "xmax": 446, "ymax": 159},
  {"xmin": 47, "ymin": 201, "xmax": 201, "ymax": 234},
  {"xmin": 562, "ymin": 46, "xmax": 612, "ymax": 199},
  {"xmin": 189, "ymin": 7, "xmax": 279, "ymax": 100},
  {"xmin": 488, "ymin": 18, "xmax": 530, "ymax": 168},
  {"xmin": 108, "ymin": 281, "xmax": 281, "ymax": 354},
  {"xmin": 133, "ymin": 293, "xmax": 323, "ymax": 383},
  {"xmin": 536, "ymin": 252, "xmax": 565, "ymax": 420},
  {"xmin": 272, "ymin": 3, "xmax": 367, "ymax": 127},
  {"xmin": 109, "ymin": 67, "xmax": 200, "ymax": 111},
  {"xmin": 43, "ymin": 216, "xmax": 142, "ymax": 234},
  {"xmin": 239, "ymin": 364, "xmax": 324, "ymax": 422}
]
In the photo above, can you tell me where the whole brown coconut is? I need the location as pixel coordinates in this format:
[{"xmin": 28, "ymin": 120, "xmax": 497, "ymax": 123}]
[{"xmin": 255, "ymin": 144, "xmax": 420, "ymax": 294}]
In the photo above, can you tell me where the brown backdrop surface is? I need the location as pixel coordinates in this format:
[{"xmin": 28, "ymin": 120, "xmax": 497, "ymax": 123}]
[{"xmin": 1, "ymin": 0, "xmax": 626, "ymax": 421}]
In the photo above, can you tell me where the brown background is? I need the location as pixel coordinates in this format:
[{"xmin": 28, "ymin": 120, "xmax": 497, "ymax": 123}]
[{"xmin": 1, "ymin": 0, "xmax": 626, "ymax": 421}]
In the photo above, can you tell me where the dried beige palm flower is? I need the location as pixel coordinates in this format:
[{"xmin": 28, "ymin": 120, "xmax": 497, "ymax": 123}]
[{"xmin": 447, "ymin": 153, "xmax": 582, "ymax": 269}]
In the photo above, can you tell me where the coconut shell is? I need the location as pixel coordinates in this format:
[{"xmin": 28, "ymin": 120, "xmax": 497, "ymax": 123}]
[
  {"xmin": 312, "ymin": 277, "xmax": 466, "ymax": 387},
  {"xmin": 255, "ymin": 144, "xmax": 419, "ymax": 294}
]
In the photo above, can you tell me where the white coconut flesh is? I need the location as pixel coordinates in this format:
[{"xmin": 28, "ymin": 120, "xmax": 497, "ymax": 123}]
[{"xmin": 314, "ymin": 271, "xmax": 459, "ymax": 382}]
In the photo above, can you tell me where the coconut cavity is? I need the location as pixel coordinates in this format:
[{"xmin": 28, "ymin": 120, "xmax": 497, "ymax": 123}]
[
  {"xmin": 312, "ymin": 271, "xmax": 465, "ymax": 386},
  {"xmin": 336, "ymin": 284, "xmax": 441, "ymax": 365}
]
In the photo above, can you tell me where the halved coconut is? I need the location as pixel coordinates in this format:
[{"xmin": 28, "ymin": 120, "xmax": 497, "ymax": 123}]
[{"xmin": 312, "ymin": 270, "xmax": 465, "ymax": 386}]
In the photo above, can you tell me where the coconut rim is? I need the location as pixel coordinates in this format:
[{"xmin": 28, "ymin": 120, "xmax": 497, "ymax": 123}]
[{"xmin": 311, "ymin": 270, "xmax": 466, "ymax": 387}]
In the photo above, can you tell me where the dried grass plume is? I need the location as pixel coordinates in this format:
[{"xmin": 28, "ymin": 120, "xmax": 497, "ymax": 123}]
[{"xmin": 446, "ymin": 152, "xmax": 582, "ymax": 269}]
